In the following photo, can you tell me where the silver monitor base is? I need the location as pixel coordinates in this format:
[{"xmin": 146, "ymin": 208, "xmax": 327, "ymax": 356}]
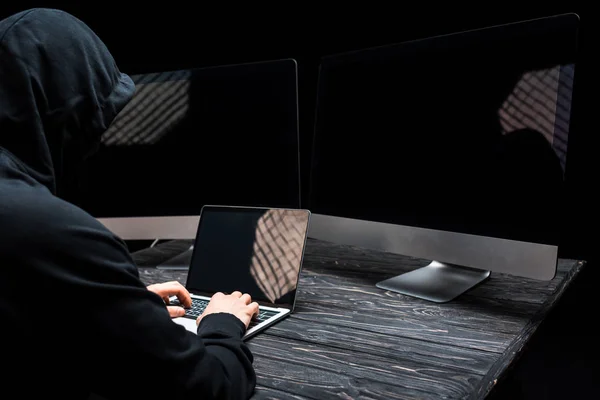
[{"xmin": 375, "ymin": 261, "xmax": 490, "ymax": 303}]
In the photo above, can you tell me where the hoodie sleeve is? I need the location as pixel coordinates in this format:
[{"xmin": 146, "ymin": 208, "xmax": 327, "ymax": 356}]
[{"xmin": 15, "ymin": 193, "xmax": 256, "ymax": 400}]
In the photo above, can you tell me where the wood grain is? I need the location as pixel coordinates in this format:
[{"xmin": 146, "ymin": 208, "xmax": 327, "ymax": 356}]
[
  {"xmin": 252, "ymin": 385, "xmax": 312, "ymax": 400},
  {"xmin": 133, "ymin": 238, "xmax": 584, "ymax": 399},
  {"xmin": 296, "ymin": 273, "xmax": 534, "ymax": 334},
  {"xmin": 264, "ymin": 318, "xmax": 497, "ymax": 375},
  {"xmin": 132, "ymin": 239, "xmax": 192, "ymax": 268},
  {"xmin": 248, "ymin": 334, "xmax": 482, "ymax": 398},
  {"xmin": 469, "ymin": 260, "xmax": 585, "ymax": 399},
  {"xmin": 251, "ymin": 352, "xmax": 443, "ymax": 400},
  {"xmin": 288, "ymin": 301, "xmax": 513, "ymax": 353},
  {"xmin": 138, "ymin": 267, "xmax": 187, "ymax": 286}
]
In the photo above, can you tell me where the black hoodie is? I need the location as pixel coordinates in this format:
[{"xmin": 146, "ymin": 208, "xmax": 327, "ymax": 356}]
[{"xmin": 0, "ymin": 8, "xmax": 255, "ymax": 400}]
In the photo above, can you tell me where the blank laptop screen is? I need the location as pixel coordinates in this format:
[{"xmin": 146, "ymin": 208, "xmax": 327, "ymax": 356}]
[{"xmin": 187, "ymin": 207, "xmax": 310, "ymax": 306}]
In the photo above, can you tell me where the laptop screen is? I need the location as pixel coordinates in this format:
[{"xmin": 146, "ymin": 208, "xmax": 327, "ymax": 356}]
[{"xmin": 186, "ymin": 207, "xmax": 310, "ymax": 307}]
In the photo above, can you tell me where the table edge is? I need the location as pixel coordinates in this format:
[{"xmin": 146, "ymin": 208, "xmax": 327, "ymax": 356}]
[{"xmin": 470, "ymin": 259, "xmax": 586, "ymax": 399}]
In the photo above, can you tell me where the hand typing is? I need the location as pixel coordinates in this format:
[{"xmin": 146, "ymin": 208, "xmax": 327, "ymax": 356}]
[
  {"xmin": 197, "ymin": 291, "xmax": 259, "ymax": 328},
  {"xmin": 147, "ymin": 281, "xmax": 192, "ymax": 318}
]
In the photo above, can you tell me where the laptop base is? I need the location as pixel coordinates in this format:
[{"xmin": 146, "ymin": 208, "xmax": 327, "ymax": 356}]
[{"xmin": 172, "ymin": 298, "xmax": 289, "ymax": 341}]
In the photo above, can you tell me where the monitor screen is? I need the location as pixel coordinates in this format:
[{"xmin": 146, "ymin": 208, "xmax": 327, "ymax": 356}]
[
  {"xmin": 67, "ymin": 59, "xmax": 300, "ymax": 217},
  {"xmin": 309, "ymin": 14, "xmax": 578, "ymax": 245},
  {"xmin": 186, "ymin": 207, "xmax": 310, "ymax": 306}
]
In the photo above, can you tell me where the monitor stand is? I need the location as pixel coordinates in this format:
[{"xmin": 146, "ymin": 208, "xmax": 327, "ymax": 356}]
[
  {"xmin": 375, "ymin": 261, "xmax": 490, "ymax": 303},
  {"xmin": 156, "ymin": 245, "xmax": 194, "ymax": 270}
]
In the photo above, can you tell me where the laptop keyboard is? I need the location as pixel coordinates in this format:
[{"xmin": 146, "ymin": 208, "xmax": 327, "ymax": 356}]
[
  {"xmin": 171, "ymin": 298, "xmax": 280, "ymax": 328},
  {"xmin": 179, "ymin": 298, "xmax": 209, "ymax": 318},
  {"xmin": 248, "ymin": 309, "xmax": 280, "ymax": 329}
]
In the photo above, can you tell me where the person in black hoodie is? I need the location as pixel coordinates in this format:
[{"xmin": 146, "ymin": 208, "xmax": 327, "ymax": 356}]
[{"xmin": 0, "ymin": 8, "xmax": 258, "ymax": 400}]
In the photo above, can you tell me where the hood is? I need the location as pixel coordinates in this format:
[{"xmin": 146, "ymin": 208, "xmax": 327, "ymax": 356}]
[{"xmin": 0, "ymin": 8, "xmax": 134, "ymax": 194}]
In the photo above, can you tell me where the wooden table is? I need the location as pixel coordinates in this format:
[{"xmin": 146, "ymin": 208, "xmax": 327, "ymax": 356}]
[{"xmin": 133, "ymin": 239, "xmax": 585, "ymax": 400}]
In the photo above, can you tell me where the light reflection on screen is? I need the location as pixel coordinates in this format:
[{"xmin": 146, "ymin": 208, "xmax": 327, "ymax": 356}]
[
  {"xmin": 250, "ymin": 209, "xmax": 309, "ymax": 303},
  {"xmin": 498, "ymin": 64, "xmax": 574, "ymax": 173},
  {"xmin": 187, "ymin": 208, "xmax": 309, "ymax": 305},
  {"xmin": 101, "ymin": 71, "xmax": 191, "ymax": 146}
]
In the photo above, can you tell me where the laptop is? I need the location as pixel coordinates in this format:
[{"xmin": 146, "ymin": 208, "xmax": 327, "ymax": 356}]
[{"xmin": 170, "ymin": 205, "xmax": 311, "ymax": 340}]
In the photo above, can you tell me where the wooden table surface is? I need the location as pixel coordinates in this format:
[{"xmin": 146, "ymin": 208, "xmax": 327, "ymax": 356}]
[{"xmin": 133, "ymin": 239, "xmax": 584, "ymax": 400}]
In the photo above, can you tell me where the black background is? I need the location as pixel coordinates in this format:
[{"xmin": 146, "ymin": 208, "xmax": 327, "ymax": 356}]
[
  {"xmin": 1, "ymin": 3, "xmax": 598, "ymax": 398},
  {"xmin": 1, "ymin": 3, "xmax": 595, "ymax": 261}
]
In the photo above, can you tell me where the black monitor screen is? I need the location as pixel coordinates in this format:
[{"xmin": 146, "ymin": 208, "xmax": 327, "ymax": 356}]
[
  {"xmin": 309, "ymin": 15, "xmax": 578, "ymax": 245},
  {"xmin": 67, "ymin": 59, "xmax": 300, "ymax": 217},
  {"xmin": 186, "ymin": 207, "xmax": 310, "ymax": 306}
]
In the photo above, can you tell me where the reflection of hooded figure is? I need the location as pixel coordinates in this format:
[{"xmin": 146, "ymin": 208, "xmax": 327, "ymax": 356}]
[
  {"xmin": 453, "ymin": 61, "xmax": 565, "ymax": 243},
  {"xmin": 471, "ymin": 65, "xmax": 566, "ymax": 243},
  {"xmin": 0, "ymin": 9, "xmax": 255, "ymax": 399}
]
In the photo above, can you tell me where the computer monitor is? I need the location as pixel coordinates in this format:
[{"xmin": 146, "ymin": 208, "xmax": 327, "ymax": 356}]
[
  {"xmin": 307, "ymin": 14, "xmax": 579, "ymax": 302},
  {"xmin": 66, "ymin": 59, "xmax": 301, "ymax": 240}
]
